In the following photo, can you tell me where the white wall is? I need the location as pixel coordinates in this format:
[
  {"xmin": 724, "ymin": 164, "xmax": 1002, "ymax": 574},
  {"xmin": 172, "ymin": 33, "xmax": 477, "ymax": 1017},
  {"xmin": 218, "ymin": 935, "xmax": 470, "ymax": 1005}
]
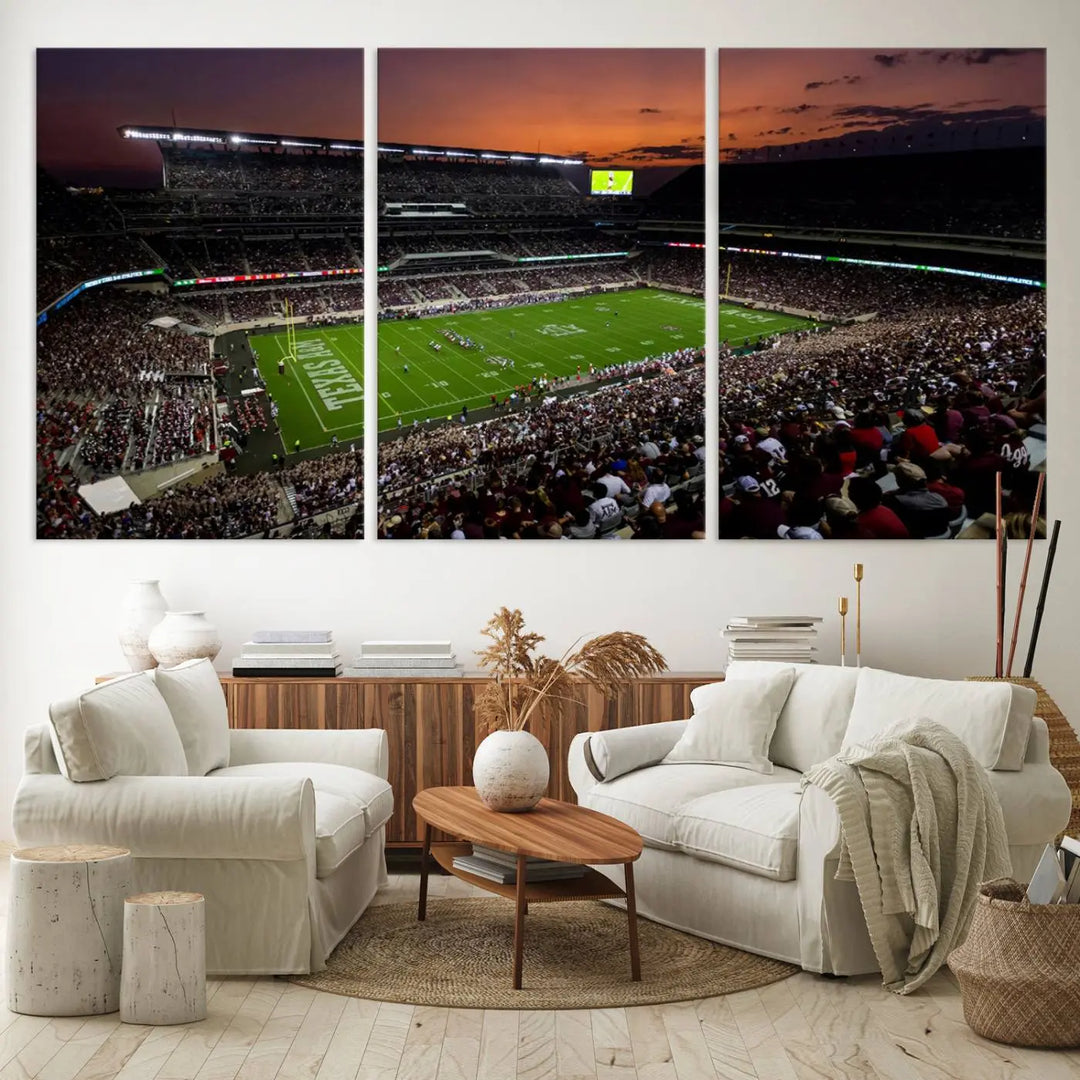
[{"xmin": 2, "ymin": 0, "xmax": 1077, "ymax": 840}]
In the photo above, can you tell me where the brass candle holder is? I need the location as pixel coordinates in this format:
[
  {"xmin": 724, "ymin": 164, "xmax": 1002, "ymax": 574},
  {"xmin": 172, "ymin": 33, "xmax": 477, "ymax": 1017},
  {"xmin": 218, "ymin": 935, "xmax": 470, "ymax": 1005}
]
[
  {"xmin": 853, "ymin": 563, "xmax": 864, "ymax": 668},
  {"xmin": 838, "ymin": 596, "xmax": 849, "ymax": 667}
]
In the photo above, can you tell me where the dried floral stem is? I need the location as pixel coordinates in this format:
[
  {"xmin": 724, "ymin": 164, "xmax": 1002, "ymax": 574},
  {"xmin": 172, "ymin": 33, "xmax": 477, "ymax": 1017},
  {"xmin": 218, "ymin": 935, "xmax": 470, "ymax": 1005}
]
[{"xmin": 475, "ymin": 607, "xmax": 667, "ymax": 734}]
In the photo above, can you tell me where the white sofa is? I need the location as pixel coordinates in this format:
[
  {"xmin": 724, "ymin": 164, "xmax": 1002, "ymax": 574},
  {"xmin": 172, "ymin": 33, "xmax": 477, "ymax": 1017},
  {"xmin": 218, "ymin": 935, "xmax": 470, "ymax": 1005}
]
[
  {"xmin": 568, "ymin": 663, "xmax": 1072, "ymax": 976},
  {"xmin": 12, "ymin": 661, "xmax": 392, "ymax": 976}
]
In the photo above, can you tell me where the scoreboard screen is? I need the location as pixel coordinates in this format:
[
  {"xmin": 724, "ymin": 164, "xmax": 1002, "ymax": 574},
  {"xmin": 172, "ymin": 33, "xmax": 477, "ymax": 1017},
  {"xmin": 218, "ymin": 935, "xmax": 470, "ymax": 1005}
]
[{"xmin": 590, "ymin": 169, "xmax": 634, "ymax": 196}]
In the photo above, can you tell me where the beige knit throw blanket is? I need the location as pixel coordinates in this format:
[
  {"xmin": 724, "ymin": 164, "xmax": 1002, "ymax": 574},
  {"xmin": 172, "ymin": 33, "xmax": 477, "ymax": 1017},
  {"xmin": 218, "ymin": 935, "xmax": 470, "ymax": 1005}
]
[{"xmin": 803, "ymin": 719, "xmax": 1011, "ymax": 994}]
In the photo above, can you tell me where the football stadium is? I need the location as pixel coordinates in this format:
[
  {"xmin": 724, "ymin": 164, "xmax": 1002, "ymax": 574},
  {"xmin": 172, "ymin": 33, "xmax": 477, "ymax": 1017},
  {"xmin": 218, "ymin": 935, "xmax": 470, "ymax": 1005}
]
[
  {"xmin": 37, "ymin": 127, "xmax": 368, "ymax": 539},
  {"xmin": 375, "ymin": 148, "xmax": 710, "ymax": 539},
  {"xmin": 713, "ymin": 143, "xmax": 1047, "ymax": 540}
]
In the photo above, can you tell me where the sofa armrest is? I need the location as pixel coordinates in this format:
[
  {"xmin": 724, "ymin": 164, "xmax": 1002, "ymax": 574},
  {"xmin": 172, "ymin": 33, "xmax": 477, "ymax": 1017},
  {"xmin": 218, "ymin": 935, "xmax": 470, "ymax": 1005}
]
[
  {"xmin": 228, "ymin": 728, "xmax": 389, "ymax": 780},
  {"xmin": 12, "ymin": 773, "xmax": 316, "ymax": 862},
  {"xmin": 568, "ymin": 720, "xmax": 688, "ymax": 799},
  {"xmin": 986, "ymin": 762, "xmax": 1072, "ymax": 847},
  {"xmin": 1025, "ymin": 717, "xmax": 1051, "ymax": 764}
]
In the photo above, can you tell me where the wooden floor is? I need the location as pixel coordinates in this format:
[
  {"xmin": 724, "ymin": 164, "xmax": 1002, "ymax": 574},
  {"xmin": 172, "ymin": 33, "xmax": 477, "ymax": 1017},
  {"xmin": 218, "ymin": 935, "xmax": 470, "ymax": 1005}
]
[{"xmin": 1, "ymin": 854, "xmax": 1078, "ymax": 1079}]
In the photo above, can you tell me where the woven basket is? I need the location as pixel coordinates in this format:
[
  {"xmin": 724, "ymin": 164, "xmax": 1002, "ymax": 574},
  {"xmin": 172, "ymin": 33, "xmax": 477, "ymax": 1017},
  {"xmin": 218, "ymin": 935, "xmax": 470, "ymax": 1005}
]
[{"xmin": 948, "ymin": 879, "xmax": 1080, "ymax": 1047}]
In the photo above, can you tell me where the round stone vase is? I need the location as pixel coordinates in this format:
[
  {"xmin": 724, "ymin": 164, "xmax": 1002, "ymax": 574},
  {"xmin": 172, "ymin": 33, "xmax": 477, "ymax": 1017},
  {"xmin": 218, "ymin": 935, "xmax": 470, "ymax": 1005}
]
[
  {"xmin": 147, "ymin": 611, "xmax": 222, "ymax": 670},
  {"xmin": 118, "ymin": 580, "xmax": 169, "ymax": 672},
  {"xmin": 472, "ymin": 729, "xmax": 550, "ymax": 812}
]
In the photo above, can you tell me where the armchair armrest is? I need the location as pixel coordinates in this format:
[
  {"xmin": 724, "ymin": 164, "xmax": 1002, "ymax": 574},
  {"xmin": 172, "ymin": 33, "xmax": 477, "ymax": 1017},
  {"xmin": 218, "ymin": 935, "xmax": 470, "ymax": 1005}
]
[
  {"xmin": 228, "ymin": 728, "xmax": 389, "ymax": 780},
  {"xmin": 568, "ymin": 720, "xmax": 688, "ymax": 799},
  {"xmin": 12, "ymin": 774, "xmax": 316, "ymax": 862}
]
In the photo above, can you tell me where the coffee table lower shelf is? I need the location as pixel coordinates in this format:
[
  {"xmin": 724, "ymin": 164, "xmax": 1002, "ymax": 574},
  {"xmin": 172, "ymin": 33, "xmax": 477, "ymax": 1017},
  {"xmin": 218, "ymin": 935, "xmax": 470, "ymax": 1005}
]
[
  {"xmin": 430, "ymin": 842, "xmax": 627, "ymax": 903},
  {"xmin": 419, "ymin": 839, "xmax": 641, "ymax": 989}
]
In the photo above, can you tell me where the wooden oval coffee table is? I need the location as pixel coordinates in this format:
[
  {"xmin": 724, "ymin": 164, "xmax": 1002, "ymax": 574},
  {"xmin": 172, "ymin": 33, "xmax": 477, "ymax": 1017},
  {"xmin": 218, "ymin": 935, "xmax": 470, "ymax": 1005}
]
[{"xmin": 413, "ymin": 786, "xmax": 643, "ymax": 990}]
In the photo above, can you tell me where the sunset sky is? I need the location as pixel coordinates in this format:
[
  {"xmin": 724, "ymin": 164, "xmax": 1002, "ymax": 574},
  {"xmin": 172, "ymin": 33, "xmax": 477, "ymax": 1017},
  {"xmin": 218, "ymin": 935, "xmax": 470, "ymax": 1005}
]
[
  {"xmin": 37, "ymin": 50, "xmax": 363, "ymax": 186},
  {"xmin": 378, "ymin": 50, "xmax": 704, "ymax": 166},
  {"xmin": 720, "ymin": 48, "xmax": 1045, "ymax": 159}
]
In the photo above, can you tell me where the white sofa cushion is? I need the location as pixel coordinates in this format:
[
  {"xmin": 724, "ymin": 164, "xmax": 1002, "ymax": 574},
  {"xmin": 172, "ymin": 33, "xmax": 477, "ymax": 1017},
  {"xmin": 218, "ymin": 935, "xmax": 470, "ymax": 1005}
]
[
  {"xmin": 664, "ymin": 669, "xmax": 795, "ymax": 773},
  {"xmin": 676, "ymin": 783, "xmax": 802, "ymax": 881},
  {"xmin": 211, "ymin": 762, "xmax": 394, "ymax": 841},
  {"xmin": 151, "ymin": 659, "xmax": 230, "ymax": 775},
  {"xmin": 842, "ymin": 668, "xmax": 1035, "ymax": 771},
  {"xmin": 583, "ymin": 762, "xmax": 802, "ymax": 850},
  {"xmin": 48, "ymin": 672, "xmax": 188, "ymax": 781},
  {"xmin": 725, "ymin": 661, "xmax": 859, "ymax": 772},
  {"xmin": 310, "ymin": 791, "xmax": 370, "ymax": 877}
]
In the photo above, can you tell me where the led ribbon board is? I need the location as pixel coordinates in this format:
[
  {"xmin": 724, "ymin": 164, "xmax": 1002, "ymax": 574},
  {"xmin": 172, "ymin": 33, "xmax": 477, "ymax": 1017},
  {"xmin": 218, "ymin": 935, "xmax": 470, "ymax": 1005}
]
[
  {"xmin": 172, "ymin": 267, "xmax": 362, "ymax": 287},
  {"xmin": 682, "ymin": 243, "xmax": 1045, "ymax": 289},
  {"xmin": 38, "ymin": 268, "xmax": 165, "ymax": 325}
]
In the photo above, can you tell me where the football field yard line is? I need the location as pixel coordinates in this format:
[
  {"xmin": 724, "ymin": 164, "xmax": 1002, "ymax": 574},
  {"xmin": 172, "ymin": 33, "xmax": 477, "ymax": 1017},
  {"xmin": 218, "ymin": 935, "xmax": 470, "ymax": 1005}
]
[{"xmin": 373, "ymin": 289, "xmax": 711, "ymax": 432}]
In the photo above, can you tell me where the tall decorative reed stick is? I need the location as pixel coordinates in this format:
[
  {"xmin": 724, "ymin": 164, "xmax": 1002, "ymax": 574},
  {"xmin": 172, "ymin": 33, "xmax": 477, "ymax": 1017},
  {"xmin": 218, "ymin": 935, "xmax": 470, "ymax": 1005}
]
[
  {"xmin": 1006, "ymin": 473, "xmax": 1045, "ymax": 677},
  {"xmin": 1023, "ymin": 518, "xmax": 1060, "ymax": 678},
  {"xmin": 995, "ymin": 472, "xmax": 1004, "ymax": 678},
  {"xmin": 853, "ymin": 563, "xmax": 864, "ymax": 668},
  {"xmin": 838, "ymin": 596, "xmax": 849, "ymax": 667}
]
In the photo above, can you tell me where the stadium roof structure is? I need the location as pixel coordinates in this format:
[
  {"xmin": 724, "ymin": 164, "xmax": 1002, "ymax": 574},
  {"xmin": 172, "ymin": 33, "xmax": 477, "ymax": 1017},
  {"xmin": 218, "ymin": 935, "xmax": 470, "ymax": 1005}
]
[{"xmin": 118, "ymin": 126, "xmax": 585, "ymax": 165}]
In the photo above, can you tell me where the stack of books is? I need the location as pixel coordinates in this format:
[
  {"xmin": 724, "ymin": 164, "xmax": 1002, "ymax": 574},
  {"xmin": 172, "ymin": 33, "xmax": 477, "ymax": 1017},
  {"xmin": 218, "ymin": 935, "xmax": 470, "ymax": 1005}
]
[
  {"xmin": 1027, "ymin": 836, "xmax": 1080, "ymax": 904},
  {"xmin": 451, "ymin": 844, "xmax": 586, "ymax": 885},
  {"xmin": 345, "ymin": 641, "xmax": 463, "ymax": 678},
  {"xmin": 723, "ymin": 616, "xmax": 822, "ymax": 665},
  {"xmin": 232, "ymin": 631, "xmax": 341, "ymax": 677}
]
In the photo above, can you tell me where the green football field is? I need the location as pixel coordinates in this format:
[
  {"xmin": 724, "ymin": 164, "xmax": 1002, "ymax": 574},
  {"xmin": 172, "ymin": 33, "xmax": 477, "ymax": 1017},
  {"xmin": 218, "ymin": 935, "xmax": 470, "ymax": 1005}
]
[
  {"xmin": 377, "ymin": 288, "xmax": 704, "ymax": 431},
  {"xmin": 255, "ymin": 323, "xmax": 366, "ymax": 452},
  {"xmin": 253, "ymin": 290, "xmax": 821, "ymax": 450}
]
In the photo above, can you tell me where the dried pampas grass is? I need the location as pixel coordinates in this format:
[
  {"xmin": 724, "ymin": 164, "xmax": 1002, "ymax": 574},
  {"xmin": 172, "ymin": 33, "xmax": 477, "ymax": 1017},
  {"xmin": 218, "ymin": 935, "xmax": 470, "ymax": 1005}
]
[{"xmin": 476, "ymin": 607, "xmax": 666, "ymax": 733}]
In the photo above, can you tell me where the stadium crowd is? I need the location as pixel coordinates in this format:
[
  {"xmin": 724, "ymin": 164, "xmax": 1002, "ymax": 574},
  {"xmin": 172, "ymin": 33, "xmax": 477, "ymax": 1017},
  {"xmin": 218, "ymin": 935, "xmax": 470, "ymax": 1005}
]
[
  {"xmin": 721, "ymin": 252, "xmax": 1038, "ymax": 320},
  {"xmin": 715, "ymin": 287, "xmax": 1045, "ymax": 539},
  {"xmin": 377, "ymin": 351, "xmax": 706, "ymax": 539}
]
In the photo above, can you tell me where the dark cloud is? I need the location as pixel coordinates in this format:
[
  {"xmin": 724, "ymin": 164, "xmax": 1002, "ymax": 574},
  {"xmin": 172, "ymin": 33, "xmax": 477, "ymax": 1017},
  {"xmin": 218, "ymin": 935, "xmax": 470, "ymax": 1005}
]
[
  {"xmin": 831, "ymin": 103, "xmax": 935, "ymax": 122},
  {"xmin": 805, "ymin": 74, "xmax": 863, "ymax": 91},
  {"xmin": 719, "ymin": 104, "xmax": 765, "ymax": 116},
  {"xmin": 755, "ymin": 126, "xmax": 792, "ymax": 136},
  {"xmin": 778, "ymin": 103, "xmax": 819, "ymax": 115},
  {"xmin": 638, "ymin": 107, "xmax": 662, "ymax": 114},
  {"xmin": 608, "ymin": 140, "xmax": 704, "ymax": 161},
  {"xmin": 829, "ymin": 102, "xmax": 1043, "ymax": 127},
  {"xmin": 952, "ymin": 98, "xmax": 1000, "ymax": 108},
  {"xmin": 873, "ymin": 52, "xmax": 907, "ymax": 68},
  {"xmin": 937, "ymin": 48, "xmax": 1041, "ymax": 65},
  {"xmin": 728, "ymin": 132, "xmax": 737, "ymax": 140}
]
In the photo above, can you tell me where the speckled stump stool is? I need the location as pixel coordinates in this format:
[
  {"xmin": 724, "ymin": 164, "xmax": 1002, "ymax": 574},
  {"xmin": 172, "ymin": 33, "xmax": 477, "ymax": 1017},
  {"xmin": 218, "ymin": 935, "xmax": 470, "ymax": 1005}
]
[
  {"xmin": 6, "ymin": 844, "xmax": 131, "ymax": 1015},
  {"xmin": 120, "ymin": 891, "xmax": 207, "ymax": 1025}
]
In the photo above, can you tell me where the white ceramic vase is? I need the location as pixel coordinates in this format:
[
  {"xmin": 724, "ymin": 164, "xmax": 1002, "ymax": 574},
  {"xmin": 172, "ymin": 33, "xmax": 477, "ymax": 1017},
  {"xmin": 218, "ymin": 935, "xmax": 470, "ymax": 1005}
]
[
  {"xmin": 472, "ymin": 729, "xmax": 549, "ymax": 812},
  {"xmin": 118, "ymin": 580, "xmax": 169, "ymax": 672},
  {"xmin": 148, "ymin": 611, "xmax": 222, "ymax": 669}
]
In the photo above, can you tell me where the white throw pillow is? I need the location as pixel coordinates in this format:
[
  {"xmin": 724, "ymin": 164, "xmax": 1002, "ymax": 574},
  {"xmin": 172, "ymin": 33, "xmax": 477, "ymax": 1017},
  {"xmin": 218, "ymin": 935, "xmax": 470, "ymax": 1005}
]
[
  {"xmin": 48, "ymin": 672, "xmax": 188, "ymax": 782},
  {"xmin": 151, "ymin": 658, "xmax": 230, "ymax": 775},
  {"xmin": 842, "ymin": 668, "xmax": 1035, "ymax": 771},
  {"xmin": 664, "ymin": 669, "xmax": 796, "ymax": 773},
  {"xmin": 725, "ymin": 661, "xmax": 859, "ymax": 772}
]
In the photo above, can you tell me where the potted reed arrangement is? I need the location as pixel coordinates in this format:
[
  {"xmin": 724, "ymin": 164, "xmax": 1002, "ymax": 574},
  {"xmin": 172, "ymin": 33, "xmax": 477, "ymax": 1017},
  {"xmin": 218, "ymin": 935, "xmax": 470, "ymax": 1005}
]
[{"xmin": 472, "ymin": 607, "xmax": 666, "ymax": 811}]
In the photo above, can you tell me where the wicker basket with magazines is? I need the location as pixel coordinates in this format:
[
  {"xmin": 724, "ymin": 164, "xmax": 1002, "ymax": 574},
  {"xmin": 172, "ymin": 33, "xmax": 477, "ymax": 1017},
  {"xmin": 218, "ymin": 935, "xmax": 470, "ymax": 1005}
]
[{"xmin": 948, "ymin": 878, "xmax": 1080, "ymax": 1047}]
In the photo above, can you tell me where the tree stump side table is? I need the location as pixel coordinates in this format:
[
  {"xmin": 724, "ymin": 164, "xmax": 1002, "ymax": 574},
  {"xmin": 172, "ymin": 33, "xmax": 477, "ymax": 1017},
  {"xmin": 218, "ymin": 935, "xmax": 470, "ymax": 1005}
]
[
  {"xmin": 6, "ymin": 844, "xmax": 131, "ymax": 1015},
  {"xmin": 120, "ymin": 891, "xmax": 207, "ymax": 1025}
]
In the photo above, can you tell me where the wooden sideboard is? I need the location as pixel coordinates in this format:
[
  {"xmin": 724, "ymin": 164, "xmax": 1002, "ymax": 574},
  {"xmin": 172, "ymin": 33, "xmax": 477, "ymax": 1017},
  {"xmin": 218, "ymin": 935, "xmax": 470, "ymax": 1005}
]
[{"xmin": 221, "ymin": 673, "xmax": 721, "ymax": 846}]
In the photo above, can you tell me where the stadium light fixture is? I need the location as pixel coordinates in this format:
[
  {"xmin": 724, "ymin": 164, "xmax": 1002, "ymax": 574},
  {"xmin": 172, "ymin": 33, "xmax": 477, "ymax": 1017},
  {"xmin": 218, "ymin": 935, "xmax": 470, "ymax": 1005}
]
[
  {"xmin": 481, "ymin": 153, "xmax": 508, "ymax": 160},
  {"xmin": 230, "ymin": 135, "xmax": 241, "ymax": 143},
  {"xmin": 378, "ymin": 146, "xmax": 405, "ymax": 153},
  {"xmin": 330, "ymin": 143, "xmax": 363, "ymax": 151},
  {"xmin": 281, "ymin": 140, "xmax": 322, "ymax": 148},
  {"xmin": 539, "ymin": 155, "xmax": 583, "ymax": 165},
  {"xmin": 509, "ymin": 154, "xmax": 534, "ymax": 161}
]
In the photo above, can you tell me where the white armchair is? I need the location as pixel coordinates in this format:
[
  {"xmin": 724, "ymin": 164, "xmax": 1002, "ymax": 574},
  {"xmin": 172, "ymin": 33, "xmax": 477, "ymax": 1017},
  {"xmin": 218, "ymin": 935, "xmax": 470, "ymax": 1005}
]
[{"xmin": 12, "ymin": 663, "xmax": 392, "ymax": 975}]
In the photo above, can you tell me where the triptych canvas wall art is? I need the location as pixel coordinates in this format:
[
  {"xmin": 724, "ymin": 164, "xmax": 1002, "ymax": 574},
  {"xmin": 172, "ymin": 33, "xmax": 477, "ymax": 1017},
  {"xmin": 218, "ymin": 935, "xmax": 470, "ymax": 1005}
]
[{"xmin": 35, "ymin": 47, "xmax": 1044, "ymax": 541}]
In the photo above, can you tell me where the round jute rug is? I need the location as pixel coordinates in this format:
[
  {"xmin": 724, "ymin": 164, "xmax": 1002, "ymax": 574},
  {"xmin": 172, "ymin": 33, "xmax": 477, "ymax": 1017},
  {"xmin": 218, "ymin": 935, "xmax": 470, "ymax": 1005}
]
[{"xmin": 287, "ymin": 898, "xmax": 797, "ymax": 1009}]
